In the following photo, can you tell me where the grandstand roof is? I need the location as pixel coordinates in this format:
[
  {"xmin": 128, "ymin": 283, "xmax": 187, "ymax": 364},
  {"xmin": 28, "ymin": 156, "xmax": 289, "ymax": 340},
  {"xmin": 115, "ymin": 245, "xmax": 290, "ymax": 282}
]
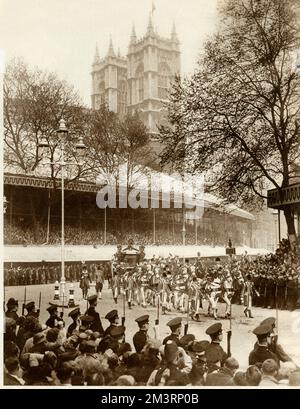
[{"xmin": 4, "ymin": 170, "xmax": 255, "ymax": 221}]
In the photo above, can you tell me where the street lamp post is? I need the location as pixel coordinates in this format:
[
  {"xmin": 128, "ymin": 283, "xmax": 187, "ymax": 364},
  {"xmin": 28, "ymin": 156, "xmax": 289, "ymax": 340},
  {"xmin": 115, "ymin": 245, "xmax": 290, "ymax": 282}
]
[
  {"xmin": 38, "ymin": 118, "xmax": 86, "ymax": 301},
  {"xmin": 182, "ymin": 206, "xmax": 186, "ymax": 264}
]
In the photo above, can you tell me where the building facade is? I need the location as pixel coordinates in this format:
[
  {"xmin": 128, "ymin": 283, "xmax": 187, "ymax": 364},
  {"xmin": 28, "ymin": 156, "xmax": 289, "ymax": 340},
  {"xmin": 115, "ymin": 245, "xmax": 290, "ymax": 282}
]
[{"xmin": 91, "ymin": 14, "xmax": 181, "ymax": 137}]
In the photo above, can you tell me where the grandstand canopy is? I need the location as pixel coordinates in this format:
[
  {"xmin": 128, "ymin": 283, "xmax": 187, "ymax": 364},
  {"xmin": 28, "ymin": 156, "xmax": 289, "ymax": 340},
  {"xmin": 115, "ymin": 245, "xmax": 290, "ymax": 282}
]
[{"xmin": 4, "ymin": 166, "xmax": 254, "ymax": 221}]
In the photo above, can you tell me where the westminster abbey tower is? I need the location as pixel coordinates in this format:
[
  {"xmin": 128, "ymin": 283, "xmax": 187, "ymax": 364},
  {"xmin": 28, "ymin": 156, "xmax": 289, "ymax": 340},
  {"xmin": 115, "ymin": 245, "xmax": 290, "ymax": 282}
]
[{"xmin": 91, "ymin": 13, "xmax": 181, "ymax": 137}]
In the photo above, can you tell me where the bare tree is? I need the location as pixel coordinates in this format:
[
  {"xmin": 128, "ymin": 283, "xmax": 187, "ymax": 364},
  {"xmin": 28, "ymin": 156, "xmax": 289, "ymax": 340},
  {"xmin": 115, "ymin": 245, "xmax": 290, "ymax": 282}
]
[
  {"xmin": 4, "ymin": 58, "xmax": 90, "ymax": 238},
  {"xmin": 86, "ymin": 105, "xmax": 155, "ymax": 188},
  {"xmin": 160, "ymin": 0, "xmax": 300, "ymax": 239}
]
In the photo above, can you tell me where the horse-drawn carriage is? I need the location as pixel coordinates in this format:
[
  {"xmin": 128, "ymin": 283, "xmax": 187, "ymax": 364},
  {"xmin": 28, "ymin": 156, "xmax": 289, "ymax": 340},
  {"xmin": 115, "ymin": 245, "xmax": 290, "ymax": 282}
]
[{"xmin": 111, "ymin": 240, "xmax": 145, "ymax": 275}]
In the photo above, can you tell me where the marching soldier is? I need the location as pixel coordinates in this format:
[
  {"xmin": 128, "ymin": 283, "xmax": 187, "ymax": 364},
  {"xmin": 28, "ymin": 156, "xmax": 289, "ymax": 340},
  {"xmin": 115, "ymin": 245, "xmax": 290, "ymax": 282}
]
[
  {"xmin": 67, "ymin": 307, "xmax": 81, "ymax": 337},
  {"xmin": 204, "ymin": 322, "xmax": 227, "ymax": 372},
  {"xmin": 242, "ymin": 274, "xmax": 255, "ymax": 318},
  {"xmin": 80, "ymin": 265, "xmax": 91, "ymax": 300},
  {"xmin": 133, "ymin": 315, "xmax": 149, "ymax": 353},
  {"xmin": 85, "ymin": 294, "xmax": 104, "ymax": 335},
  {"xmin": 163, "ymin": 317, "xmax": 182, "ymax": 346},
  {"xmin": 95, "ymin": 265, "xmax": 105, "ymax": 300},
  {"xmin": 111, "ymin": 272, "xmax": 120, "ymax": 304}
]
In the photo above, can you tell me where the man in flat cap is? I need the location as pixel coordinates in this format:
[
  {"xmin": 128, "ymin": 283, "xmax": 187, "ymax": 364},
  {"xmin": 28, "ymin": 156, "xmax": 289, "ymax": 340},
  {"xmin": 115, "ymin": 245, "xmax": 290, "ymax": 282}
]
[
  {"xmin": 204, "ymin": 322, "xmax": 227, "ymax": 372},
  {"xmin": 103, "ymin": 310, "xmax": 119, "ymax": 337},
  {"xmin": 163, "ymin": 317, "xmax": 182, "ymax": 346},
  {"xmin": 46, "ymin": 305, "xmax": 63, "ymax": 328},
  {"xmin": 133, "ymin": 315, "xmax": 149, "ymax": 353},
  {"xmin": 5, "ymin": 298, "xmax": 19, "ymax": 321},
  {"xmin": 67, "ymin": 307, "xmax": 81, "ymax": 338},
  {"xmin": 85, "ymin": 294, "xmax": 104, "ymax": 335},
  {"xmin": 248, "ymin": 324, "xmax": 279, "ymax": 367}
]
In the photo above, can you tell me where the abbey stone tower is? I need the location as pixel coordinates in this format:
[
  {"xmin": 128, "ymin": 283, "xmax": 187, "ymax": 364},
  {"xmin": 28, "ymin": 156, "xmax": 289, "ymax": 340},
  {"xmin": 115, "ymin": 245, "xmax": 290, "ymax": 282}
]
[{"xmin": 90, "ymin": 13, "xmax": 181, "ymax": 138}]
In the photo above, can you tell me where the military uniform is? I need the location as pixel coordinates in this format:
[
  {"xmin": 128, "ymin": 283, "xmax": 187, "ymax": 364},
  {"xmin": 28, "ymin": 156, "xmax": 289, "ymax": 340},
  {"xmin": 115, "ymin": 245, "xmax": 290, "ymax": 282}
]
[
  {"xmin": 103, "ymin": 309, "xmax": 119, "ymax": 337},
  {"xmin": 45, "ymin": 305, "xmax": 63, "ymax": 328},
  {"xmin": 163, "ymin": 317, "xmax": 182, "ymax": 346},
  {"xmin": 85, "ymin": 294, "xmax": 104, "ymax": 335},
  {"xmin": 248, "ymin": 324, "xmax": 279, "ymax": 366},
  {"xmin": 205, "ymin": 323, "xmax": 227, "ymax": 372},
  {"xmin": 67, "ymin": 307, "xmax": 81, "ymax": 337},
  {"xmin": 133, "ymin": 315, "xmax": 149, "ymax": 353}
]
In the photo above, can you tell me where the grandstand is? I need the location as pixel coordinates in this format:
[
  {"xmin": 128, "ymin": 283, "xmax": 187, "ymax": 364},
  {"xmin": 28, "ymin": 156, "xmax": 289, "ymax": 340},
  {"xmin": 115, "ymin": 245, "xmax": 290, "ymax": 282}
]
[{"xmin": 3, "ymin": 169, "xmax": 275, "ymax": 265}]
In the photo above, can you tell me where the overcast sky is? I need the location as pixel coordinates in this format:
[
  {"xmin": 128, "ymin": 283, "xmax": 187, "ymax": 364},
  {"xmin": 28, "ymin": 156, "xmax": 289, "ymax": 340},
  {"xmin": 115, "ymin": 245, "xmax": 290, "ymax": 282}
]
[{"xmin": 0, "ymin": 0, "xmax": 219, "ymax": 106}]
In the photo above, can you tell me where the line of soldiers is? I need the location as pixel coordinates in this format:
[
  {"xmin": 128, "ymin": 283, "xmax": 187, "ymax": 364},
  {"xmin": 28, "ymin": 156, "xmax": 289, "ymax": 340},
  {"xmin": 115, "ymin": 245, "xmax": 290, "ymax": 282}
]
[
  {"xmin": 4, "ymin": 291, "xmax": 298, "ymax": 386},
  {"xmin": 4, "ymin": 262, "xmax": 111, "ymax": 287},
  {"xmin": 109, "ymin": 244, "xmax": 300, "ymax": 319}
]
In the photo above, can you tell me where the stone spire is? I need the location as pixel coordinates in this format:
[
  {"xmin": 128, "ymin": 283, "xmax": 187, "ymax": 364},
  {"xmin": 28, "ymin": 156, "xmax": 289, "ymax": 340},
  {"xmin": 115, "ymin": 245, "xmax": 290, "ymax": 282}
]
[
  {"xmin": 107, "ymin": 35, "xmax": 116, "ymax": 58},
  {"xmin": 93, "ymin": 43, "xmax": 100, "ymax": 64},
  {"xmin": 171, "ymin": 21, "xmax": 179, "ymax": 42},
  {"xmin": 146, "ymin": 12, "xmax": 155, "ymax": 37},
  {"xmin": 130, "ymin": 23, "xmax": 137, "ymax": 44}
]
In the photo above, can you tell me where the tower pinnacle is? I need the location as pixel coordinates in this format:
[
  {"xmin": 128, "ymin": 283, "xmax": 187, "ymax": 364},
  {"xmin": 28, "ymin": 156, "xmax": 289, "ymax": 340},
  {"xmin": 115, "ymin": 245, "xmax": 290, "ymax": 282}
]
[
  {"xmin": 171, "ymin": 21, "xmax": 179, "ymax": 42},
  {"xmin": 93, "ymin": 43, "xmax": 100, "ymax": 64},
  {"xmin": 107, "ymin": 35, "xmax": 116, "ymax": 58},
  {"xmin": 130, "ymin": 23, "xmax": 137, "ymax": 44},
  {"xmin": 146, "ymin": 12, "xmax": 155, "ymax": 37}
]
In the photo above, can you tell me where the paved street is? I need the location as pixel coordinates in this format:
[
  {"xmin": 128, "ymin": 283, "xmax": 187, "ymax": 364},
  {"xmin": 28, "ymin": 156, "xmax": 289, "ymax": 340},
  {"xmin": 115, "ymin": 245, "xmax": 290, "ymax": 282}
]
[{"xmin": 4, "ymin": 281, "xmax": 300, "ymax": 370}]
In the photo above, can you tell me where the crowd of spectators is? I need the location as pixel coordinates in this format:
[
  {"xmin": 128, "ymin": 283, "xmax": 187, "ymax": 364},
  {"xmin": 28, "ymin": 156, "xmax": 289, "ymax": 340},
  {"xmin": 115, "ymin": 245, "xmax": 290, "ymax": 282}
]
[
  {"xmin": 4, "ymin": 221, "xmax": 242, "ymax": 247},
  {"xmin": 4, "ymin": 304, "xmax": 300, "ymax": 387}
]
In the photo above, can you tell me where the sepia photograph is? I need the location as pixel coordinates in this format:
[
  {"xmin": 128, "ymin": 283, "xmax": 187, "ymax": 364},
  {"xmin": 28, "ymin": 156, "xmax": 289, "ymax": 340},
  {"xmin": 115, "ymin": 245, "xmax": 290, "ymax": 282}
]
[{"xmin": 1, "ymin": 0, "xmax": 300, "ymax": 390}]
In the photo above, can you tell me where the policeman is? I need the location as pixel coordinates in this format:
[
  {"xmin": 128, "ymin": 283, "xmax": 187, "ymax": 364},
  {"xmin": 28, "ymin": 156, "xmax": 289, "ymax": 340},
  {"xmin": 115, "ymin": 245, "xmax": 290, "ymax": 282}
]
[
  {"xmin": 103, "ymin": 309, "xmax": 119, "ymax": 337},
  {"xmin": 45, "ymin": 305, "xmax": 63, "ymax": 328},
  {"xmin": 79, "ymin": 315, "xmax": 95, "ymax": 332},
  {"xmin": 248, "ymin": 324, "xmax": 279, "ymax": 366},
  {"xmin": 67, "ymin": 307, "xmax": 81, "ymax": 337},
  {"xmin": 5, "ymin": 298, "xmax": 19, "ymax": 321},
  {"xmin": 259, "ymin": 317, "xmax": 293, "ymax": 363},
  {"xmin": 133, "ymin": 315, "xmax": 149, "ymax": 353},
  {"xmin": 204, "ymin": 322, "xmax": 227, "ymax": 372},
  {"xmin": 110, "ymin": 325, "xmax": 127, "ymax": 354},
  {"xmin": 85, "ymin": 294, "xmax": 104, "ymax": 335},
  {"xmin": 163, "ymin": 317, "xmax": 182, "ymax": 346}
]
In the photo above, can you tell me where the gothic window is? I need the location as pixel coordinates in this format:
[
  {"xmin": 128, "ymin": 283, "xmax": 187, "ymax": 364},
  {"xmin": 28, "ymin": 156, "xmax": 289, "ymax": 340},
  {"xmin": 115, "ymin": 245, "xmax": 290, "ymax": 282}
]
[
  {"xmin": 135, "ymin": 64, "xmax": 144, "ymax": 102},
  {"xmin": 99, "ymin": 81, "xmax": 106, "ymax": 105},
  {"xmin": 158, "ymin": 63, "xmax": 171, "ymax": 100},
  {"xmin": 118, "ymin": 80, "xmax": 127, "ymax": 115}
]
